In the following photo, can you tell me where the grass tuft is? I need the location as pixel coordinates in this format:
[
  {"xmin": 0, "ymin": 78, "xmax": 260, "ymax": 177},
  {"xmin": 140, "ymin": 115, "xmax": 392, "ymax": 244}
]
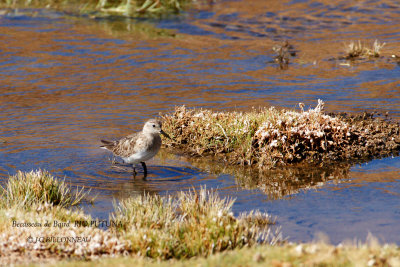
[
  {"xmin": 110, "ymin": 187, "xmax": 279, "ymax": 259},
  {"xmin": 0, "ymin": 169, "xmax": 90, "ymax": 209},
  {"xmin": 342, "ymin": 39, "xmax": 386, "ymax": 59}
]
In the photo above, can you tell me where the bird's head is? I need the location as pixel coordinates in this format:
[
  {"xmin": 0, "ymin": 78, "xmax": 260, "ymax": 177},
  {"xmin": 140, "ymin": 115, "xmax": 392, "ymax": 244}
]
[{"xmin": 143, "ymin": 119, "xmax": 171, "ymax": 139}]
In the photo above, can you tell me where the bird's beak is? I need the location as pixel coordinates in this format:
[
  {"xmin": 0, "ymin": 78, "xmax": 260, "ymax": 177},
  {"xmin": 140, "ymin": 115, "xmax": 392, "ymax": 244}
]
[{"xmin": 160, "ymin": 129, "xmax": 172, "ymax": 140}]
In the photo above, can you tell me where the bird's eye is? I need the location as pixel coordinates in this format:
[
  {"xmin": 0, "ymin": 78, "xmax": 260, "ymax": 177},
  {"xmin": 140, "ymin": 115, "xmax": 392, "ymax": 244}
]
[{"xmin": 152, "ymin": 124, "xmax": 156, "ymax": 127}]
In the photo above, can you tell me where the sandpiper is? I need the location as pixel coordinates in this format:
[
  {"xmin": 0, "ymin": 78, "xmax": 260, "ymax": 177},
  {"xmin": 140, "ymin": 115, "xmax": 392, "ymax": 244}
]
[{"xmin": 100, "ymin": 119, "xmax": 170, "ymax": 177}]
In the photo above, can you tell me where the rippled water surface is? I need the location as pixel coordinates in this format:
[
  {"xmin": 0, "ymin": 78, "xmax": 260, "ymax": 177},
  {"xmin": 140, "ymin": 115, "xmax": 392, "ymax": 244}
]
[{"xmin": 1, "ymin": 0, "xmax": 400, "ymax": 244}]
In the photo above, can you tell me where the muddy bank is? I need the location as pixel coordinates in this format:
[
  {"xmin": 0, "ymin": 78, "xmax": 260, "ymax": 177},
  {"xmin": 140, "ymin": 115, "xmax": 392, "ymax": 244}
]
[{"xmin": 162, "ymin": 100, "xmax": 400, "ymax": 170}]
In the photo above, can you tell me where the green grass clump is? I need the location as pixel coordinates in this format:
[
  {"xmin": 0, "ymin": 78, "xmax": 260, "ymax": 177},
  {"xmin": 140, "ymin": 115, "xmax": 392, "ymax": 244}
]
[
  {"xmin": 0, "ymin": 169, "xmax": 89, "ymax": 209},
  {"xmin": 110, "ymin": 187, "xmax": 279, "ymax": 259}
]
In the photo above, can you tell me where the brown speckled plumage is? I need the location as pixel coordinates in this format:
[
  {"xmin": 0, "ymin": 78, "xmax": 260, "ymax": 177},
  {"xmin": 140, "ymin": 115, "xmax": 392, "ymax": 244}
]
[
  {"xmin": 101, "ymin": 130, "xmax": 161, "ymax": 159},
  {"xmin": 101, "ymin": 119, "xmax": 170, "ymax": 177}
]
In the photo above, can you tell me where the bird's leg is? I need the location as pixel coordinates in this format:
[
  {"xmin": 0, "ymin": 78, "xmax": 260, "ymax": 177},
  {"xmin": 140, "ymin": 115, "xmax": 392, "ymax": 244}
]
[
  {"xmin": 132, "ymin": 165, "xmax": 137, "ymax": 178},
  {"xmin": 141, "ymin": 162, "xmax": 147, "ymax": 178}
]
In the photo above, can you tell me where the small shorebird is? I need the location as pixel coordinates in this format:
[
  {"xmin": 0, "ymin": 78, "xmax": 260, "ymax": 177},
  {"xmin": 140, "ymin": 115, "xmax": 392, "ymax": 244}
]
[{"xmin": 100, "ymin": 119, "xmax": 170, "ymax": 177}]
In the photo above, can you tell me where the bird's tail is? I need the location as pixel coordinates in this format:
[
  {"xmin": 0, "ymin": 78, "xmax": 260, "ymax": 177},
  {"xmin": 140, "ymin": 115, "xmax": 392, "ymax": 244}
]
[{"xmin": 100, "ymin": 140, "xmax": 115, "ymax": 150}]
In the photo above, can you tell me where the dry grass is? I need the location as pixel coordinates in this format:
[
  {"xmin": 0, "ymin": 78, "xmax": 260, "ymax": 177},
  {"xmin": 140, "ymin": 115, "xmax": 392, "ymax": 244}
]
[
  {"xmin": 110, "ymin": 187, "xmax": 280, "ymax": 259},
  {"xmin": 162, "ymin": 100, "xmax": 400, "ymax": 170},
  {"xmin": 342, "ymin": 40, "xmax": 386, "ymax": 60}
]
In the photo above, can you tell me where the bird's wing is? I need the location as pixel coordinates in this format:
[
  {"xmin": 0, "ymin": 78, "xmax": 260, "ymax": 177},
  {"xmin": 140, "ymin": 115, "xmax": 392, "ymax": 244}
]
[
  {"xmin": 112, "ymin": 132, "xmax": 145, "ymax": 157},
  {"xmin": 100, "ymin": 140, "xmax": 116, "ymax": 150}
]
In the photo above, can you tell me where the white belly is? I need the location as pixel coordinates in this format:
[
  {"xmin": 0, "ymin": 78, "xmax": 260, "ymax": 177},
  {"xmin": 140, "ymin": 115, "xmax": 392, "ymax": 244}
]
[{"xmin": 122, "ymin": 150, "xmax": 158, "ymax": 164}]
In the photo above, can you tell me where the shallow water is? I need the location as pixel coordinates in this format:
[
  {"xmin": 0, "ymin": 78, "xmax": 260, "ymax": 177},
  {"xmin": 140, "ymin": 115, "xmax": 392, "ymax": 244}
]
[{"xmin": 1, "ymin": 0, "xmax": 400, "ymax": 244}]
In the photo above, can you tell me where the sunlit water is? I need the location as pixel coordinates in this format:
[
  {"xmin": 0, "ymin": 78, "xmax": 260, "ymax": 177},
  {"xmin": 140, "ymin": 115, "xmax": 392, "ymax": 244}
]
[{"xmin": 0, "ymin": 0, "xmax": 400, "ymax": 244}]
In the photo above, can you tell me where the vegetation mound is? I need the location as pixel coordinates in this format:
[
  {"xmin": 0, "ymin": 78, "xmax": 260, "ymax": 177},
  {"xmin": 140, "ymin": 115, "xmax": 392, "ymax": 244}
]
[{"xmin": 162, "ymin": 100, "xmax": 400, "ymax": 169}]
